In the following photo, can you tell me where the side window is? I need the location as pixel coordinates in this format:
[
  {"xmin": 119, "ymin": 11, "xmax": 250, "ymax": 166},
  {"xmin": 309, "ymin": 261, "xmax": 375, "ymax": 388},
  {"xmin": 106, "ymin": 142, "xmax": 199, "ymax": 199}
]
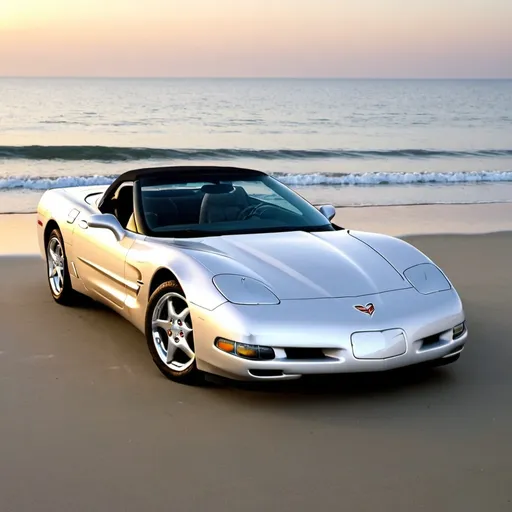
[
  {"xmin": 114, "ymin": 184, "xmax": 134, "ymax": 228},
  {"xmin": 99, "ymin": 191, "xmax": 116, "ymax": 215},
  {"xmin": 100, "ymin": 182, "xmax": 134, "ymax": 229}
]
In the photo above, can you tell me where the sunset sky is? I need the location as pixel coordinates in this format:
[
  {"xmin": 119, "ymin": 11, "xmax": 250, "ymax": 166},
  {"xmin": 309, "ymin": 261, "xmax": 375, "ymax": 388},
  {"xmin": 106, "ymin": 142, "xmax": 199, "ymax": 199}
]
[{"xmin": 1, "ymin": 0, "xmax": 511, "ymax": 78}]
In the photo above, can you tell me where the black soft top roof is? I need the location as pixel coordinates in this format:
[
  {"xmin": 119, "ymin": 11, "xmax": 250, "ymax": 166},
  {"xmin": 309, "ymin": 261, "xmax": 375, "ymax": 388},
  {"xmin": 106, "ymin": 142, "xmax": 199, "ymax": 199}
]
[{"xmin": 99, "ymin": 165, "xmax": 265, "ymax": 207}]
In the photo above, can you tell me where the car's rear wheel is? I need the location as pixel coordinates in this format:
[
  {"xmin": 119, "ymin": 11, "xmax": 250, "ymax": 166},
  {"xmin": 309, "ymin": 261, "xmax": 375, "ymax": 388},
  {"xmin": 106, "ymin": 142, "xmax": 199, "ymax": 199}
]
[
  {"xmin": 46, "ymin": 228, "xmax": 75, "ymax": 305},
  {"xmin": 145, "ymin": 281, "xmax": 203, "ymax": 384}
]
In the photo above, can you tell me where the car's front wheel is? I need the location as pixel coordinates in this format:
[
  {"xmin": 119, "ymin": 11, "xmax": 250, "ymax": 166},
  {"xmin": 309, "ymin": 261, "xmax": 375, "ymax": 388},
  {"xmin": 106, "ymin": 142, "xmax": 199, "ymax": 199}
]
[
  {"xmin": 145, "ymin": 281, "xmax": 203, "ymax": 384},
  {"xmin": 46, "ymin": 228, "xmax": 75, "ymax": 305}
]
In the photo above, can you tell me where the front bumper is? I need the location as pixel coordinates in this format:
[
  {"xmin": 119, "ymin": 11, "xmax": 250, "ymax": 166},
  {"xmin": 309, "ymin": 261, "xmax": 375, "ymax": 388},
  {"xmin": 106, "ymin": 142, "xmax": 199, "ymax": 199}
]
[{"xmin": 192, "ymin": 287, "xmax": 467, "ymax": 381}]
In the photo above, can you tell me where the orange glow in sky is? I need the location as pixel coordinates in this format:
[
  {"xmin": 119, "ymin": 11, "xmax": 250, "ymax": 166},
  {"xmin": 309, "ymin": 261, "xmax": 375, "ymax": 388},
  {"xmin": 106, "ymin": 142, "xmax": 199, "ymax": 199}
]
[{"xmin": 0, "ymin": 0, "xmax": 511, "ymax": 77}]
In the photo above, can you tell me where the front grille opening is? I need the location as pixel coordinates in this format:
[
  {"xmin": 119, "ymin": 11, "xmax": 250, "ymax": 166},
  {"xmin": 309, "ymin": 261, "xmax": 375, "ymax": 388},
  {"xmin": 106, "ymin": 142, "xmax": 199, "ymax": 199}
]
[
  {"xmin": 420, "ymin": 332, "xmax": 443, "ymax": 350},
  {"xmin": 249, "ymin": 369, "xmax": 284, "ymax": 377},
  {"xmin": 284, "ymin": 348, "xmax": 328, "ymax": 360}
]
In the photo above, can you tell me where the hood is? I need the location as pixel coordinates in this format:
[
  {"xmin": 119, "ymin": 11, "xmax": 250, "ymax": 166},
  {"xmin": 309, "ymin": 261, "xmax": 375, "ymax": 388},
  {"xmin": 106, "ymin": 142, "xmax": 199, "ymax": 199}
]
[{"xmin": 179, "ymin": 230, "xmax": 411, "ymax": 300}]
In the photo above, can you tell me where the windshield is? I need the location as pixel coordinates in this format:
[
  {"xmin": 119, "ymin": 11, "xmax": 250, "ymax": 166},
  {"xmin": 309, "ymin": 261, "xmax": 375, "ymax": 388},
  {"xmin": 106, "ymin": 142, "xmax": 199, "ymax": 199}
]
[{"xmin": 139, "ymin": 174, "xmax": 334, "ymax": 237}]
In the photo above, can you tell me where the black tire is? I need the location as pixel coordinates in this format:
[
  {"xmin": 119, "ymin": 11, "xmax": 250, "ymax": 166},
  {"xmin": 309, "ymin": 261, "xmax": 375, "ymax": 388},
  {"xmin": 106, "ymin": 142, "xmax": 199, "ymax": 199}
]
[
  {"xmin": 145, "ymin": 281, "xmax": 203, "ymax": 385},
  {"xmin": 46, "ymin": 228, "xmax": 76, "ymax": 306}
]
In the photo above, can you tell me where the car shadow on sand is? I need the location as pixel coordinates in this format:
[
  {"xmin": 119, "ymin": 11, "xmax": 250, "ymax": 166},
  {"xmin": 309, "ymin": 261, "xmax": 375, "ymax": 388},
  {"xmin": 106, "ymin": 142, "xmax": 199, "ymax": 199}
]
[{"xmin": 205, "ymin": 363, "xmax": 456, "ymax": 400}]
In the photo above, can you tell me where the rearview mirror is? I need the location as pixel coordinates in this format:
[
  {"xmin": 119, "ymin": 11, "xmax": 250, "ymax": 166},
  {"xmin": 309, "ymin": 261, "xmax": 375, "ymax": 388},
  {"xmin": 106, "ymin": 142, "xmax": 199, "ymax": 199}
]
[
  {"xmin": 87, "ymin": 214, "xmax": 125, "ymax": 241},
  {"xmin": 319, "ymin": 204, "xmax": 336, "ymax": 221}
]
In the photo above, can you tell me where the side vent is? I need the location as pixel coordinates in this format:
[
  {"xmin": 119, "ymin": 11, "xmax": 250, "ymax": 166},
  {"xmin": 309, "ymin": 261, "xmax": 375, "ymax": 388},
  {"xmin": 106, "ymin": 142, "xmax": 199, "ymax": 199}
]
[{"xmin": 70, "ymin": 261, "xmax": 79, "ymax": 278}]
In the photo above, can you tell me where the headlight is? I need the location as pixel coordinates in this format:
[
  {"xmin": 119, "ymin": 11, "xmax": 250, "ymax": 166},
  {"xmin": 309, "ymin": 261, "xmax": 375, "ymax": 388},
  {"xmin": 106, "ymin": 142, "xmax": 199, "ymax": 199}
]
[
  {"xmin": 453, "ymin": 322, "xmax": 466, "ymax": 339},
  {"xmin": 404, "ymin": 263, "xmax": 451, "ymax": 294},
  {"xmin": 213, "ymin": 274, "xmax": 280, "ymax": 305}
]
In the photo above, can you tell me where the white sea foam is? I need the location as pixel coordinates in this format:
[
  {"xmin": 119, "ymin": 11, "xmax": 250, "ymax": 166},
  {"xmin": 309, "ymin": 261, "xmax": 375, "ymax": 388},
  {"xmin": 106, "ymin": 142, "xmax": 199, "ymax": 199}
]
[
  {"xmin": 275, "ymin": 170, "xmax": 512, "ymax": 186},
  {"xmin": 2, "ymin": 170, "xmax": 512, "ymax": 191},
  {"xmin": 0, "ymin": 175, "xmax": 116, "ymax": 190}
]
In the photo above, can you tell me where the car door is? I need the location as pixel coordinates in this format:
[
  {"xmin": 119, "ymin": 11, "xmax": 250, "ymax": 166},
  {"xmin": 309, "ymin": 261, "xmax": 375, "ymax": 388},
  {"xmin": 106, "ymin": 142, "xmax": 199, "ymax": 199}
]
[{"xmin": 72, "ymin": 184, "xmax": 137, "ymax": 309}]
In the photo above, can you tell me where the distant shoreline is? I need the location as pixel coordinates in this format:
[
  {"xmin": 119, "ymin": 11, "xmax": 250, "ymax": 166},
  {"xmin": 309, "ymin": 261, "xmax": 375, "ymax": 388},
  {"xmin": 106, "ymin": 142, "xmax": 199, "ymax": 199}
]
[{"xmin": 1, "ymin": 76, "xmax": 512, "ymax": 81}]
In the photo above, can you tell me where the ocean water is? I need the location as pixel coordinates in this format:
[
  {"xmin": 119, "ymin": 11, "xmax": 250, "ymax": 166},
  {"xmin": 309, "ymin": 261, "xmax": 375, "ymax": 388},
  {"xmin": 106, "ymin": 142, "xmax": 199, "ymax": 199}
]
[{"xmin": 1, "ymin": 78, "xmax": 512, "ymax": 213}]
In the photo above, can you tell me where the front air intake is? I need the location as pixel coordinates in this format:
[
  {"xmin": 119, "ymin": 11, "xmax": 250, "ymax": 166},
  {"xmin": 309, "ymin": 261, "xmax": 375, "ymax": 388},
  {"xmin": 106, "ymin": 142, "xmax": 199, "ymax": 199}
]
[
  {"xmin": 249, "ymin": 369, "xmax": 284, "ymax": 377},
  {"xmin": 421, "ymin": 333, "xmax": 442, "ymax": 349},
  {"xmin": 284, "ymin": 348, "xmax": 328, "ymax": 360}
]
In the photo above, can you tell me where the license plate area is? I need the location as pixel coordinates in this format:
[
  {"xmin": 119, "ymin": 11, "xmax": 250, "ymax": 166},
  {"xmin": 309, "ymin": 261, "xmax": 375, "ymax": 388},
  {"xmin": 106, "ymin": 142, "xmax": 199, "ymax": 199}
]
[{"xmin": 351, "ymin": 329, "xmax": 407, "ymax": 359}]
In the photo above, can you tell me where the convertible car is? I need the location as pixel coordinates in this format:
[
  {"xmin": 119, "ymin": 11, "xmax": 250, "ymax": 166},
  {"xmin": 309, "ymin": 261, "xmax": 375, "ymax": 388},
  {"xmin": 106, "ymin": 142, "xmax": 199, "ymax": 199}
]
[{"xmin": 37, "ymin": 165, "xmax": 467, "ymax": 384}]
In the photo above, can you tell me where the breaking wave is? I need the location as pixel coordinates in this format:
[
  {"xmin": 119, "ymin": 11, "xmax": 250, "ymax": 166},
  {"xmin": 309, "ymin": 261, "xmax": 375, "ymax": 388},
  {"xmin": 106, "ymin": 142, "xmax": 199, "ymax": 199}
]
[
  {"xmin": 275, "ymin": 170, "xmax": 512, "ymax": 186},
  {"xmin": 2, "ymin": 170, "xmax": 512, "ymax": 191},
  {"xmin": 1, "ymin": 145, "xmax": 512, "ymax": 162},
  {"xmin": 0, "ymin": 175, "xmax": 116, "ymax": 190}
]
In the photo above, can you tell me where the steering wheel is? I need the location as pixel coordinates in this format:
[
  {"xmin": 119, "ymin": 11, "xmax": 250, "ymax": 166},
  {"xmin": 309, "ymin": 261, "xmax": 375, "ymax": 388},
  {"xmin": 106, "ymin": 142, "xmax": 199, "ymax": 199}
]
[{"xmin": 238, "ymin": 203, "xmax": 274, "ymax": 221}]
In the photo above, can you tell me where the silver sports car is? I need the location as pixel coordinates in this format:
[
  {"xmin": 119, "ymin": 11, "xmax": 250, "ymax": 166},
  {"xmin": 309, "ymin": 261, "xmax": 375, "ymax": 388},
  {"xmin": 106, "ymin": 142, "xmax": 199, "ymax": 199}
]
[{"xmin": 37, "ymin": 166, "xmax": 467, "ymax": 384}]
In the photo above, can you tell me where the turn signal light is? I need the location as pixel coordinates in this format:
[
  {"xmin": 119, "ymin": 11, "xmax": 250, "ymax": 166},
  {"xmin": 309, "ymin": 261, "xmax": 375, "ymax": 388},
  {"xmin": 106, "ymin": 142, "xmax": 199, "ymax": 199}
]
[
  {"xmin": 215, "ymin": 339, "xmax": 235, "ymax": 353},
  {"xmin": 215, "ymin": 338, "xmax": 275, "ymax": 360}
]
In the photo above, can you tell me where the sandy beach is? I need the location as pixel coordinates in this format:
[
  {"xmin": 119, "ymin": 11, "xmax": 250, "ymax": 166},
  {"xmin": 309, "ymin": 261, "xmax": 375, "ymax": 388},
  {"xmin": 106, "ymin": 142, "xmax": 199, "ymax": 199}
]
[{"xmin": 1, "ymin": 205, "xmax": 512, "ymax": 511}]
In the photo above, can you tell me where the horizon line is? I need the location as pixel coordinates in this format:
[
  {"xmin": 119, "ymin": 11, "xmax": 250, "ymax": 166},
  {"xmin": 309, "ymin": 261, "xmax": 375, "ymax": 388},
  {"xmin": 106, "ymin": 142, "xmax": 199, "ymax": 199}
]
[{"xmin": 1, "ymin": 76, "xmax": 511, "ymax": 81}]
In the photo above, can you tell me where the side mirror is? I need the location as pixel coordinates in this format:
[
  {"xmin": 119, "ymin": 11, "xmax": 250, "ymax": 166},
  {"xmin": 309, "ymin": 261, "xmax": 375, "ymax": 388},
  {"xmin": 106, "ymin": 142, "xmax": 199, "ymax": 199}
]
[
  {"xmin": 319, "ymin": 204, "xmax": 336, "ymax": 221},
  {"xmin": 87, "ymin": 214, "xmax": 125, "ymax": 241}
]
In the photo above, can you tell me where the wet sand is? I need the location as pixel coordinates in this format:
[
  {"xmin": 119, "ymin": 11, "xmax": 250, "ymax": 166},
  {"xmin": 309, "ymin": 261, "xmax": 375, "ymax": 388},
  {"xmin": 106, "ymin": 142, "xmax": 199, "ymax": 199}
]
[{"xmin": 1, "ymin": 228, "xmax": 512, "ymax": 510}]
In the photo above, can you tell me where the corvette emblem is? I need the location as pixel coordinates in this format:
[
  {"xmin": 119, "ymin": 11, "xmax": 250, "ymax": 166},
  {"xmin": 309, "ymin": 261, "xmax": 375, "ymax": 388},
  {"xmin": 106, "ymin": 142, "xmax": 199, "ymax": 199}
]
[{"xmin": 354, "ymin": 303, "xmax": 375, "ymax": 316}]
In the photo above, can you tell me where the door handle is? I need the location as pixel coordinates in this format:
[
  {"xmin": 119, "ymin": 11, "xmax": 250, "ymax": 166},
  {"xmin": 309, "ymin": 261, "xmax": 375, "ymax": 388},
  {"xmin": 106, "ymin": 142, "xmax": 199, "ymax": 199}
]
[{"xmin": 78, "ymin": 220, "xmax": 88, "ymax": 229}]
